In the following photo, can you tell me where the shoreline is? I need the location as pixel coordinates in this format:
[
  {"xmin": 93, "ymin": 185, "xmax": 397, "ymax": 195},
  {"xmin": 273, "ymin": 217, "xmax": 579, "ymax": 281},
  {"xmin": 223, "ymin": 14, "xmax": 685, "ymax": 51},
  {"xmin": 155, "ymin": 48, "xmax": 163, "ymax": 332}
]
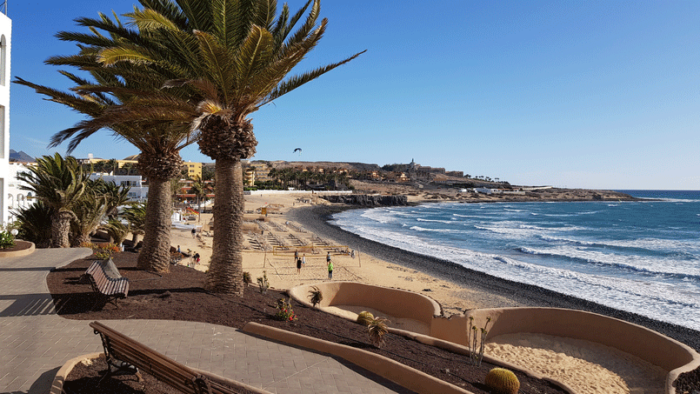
[{"xmin": 289, "ymin": 203, "xmax": 700, "ymax": 352}]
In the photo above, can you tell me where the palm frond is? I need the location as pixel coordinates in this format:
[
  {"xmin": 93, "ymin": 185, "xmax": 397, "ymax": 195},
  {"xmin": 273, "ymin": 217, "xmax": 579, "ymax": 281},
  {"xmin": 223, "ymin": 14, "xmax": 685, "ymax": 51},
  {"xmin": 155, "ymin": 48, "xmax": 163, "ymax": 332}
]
[
  {"xmin": 261, "ymin": 49, "xmax": 366, "ymax": 106},
  {"xmin": 126, "ymin": 8, "xmax": 180, "ymax": 31}
]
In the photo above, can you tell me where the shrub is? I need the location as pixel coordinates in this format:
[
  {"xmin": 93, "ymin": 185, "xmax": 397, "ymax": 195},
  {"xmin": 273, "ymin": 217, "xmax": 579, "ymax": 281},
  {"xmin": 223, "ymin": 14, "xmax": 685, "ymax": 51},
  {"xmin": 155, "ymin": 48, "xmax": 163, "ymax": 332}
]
[
  {"xmin": 484, "ymin": 368, "xmax": 520, "ymax": 394},
  {"xmin": 274, "ymin": 298, "xmax": 297, "ymax": 321},
  {"xmin": 356, "ymin": 311, "xmax": 374, "ymax": 326},
  {"xmin": 367, "ymin": 317, "xmax": 389, "ymax": 348},
  {"xmin": 468, "ymin": 316, "xmax": 492, "ymax": 366},
  {"xmin": 0, "ymin": 230, "xmax": 15, "ymax": 249},
  {"xmin": 243, "ymin": 272, "xmax": 252, "ymax": 287},
  {"xmin": 308, "ymin": 286, "xmax": 323, "ymax": 308},
  {"xmin": 86, "ymin": 242, "xmax": 121, "ymax": 260},
  {"xmin": 257, "ymin": 271, "xmax": 269, "ymax": 294}
]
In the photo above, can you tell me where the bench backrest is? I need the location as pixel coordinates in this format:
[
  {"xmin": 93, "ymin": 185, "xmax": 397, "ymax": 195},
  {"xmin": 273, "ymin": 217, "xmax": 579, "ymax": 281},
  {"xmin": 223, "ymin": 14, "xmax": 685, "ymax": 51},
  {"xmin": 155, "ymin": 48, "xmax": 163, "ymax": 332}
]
[
  {"xmin": 86, "ymin": 261, "xmax": 129, "ymax": 297},
  {"xmin": 90, "ymin": 322, "xmax": 247, "ymax": 394}
]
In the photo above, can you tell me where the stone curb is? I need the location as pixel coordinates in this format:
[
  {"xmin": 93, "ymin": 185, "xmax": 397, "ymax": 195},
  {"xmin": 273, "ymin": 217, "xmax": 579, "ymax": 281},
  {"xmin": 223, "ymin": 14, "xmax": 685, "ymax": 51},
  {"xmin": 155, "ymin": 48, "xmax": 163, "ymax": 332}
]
[
  {"xmin": 242, "ymin": 322, "xmax": 472, "ymax": 394},
  {"xmin": 49, "ymin": 352, "xmax": 103, "ymax": 394},
  {"xmin": 0, "ymin": 240, "xmax": 35, "ymax": 258}
]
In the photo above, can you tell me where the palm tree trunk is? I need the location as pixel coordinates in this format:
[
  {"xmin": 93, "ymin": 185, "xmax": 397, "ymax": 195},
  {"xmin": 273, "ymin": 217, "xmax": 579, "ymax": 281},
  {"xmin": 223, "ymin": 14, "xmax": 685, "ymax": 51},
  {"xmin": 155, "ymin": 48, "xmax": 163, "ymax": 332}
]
[
  {"xmin": 74, "ymin": 233, "xmax": 91, "ymax": 247},
  {"xmin": 205, "ymin": 158, "xmax": 244, "ymax": 295},
  {"xmin": 52, "ymin": 211, "xmax": 73, "ymax": 248},
  {"xmin": 137, "ymin": 178, "xmax": 172, "ymax": 273}
]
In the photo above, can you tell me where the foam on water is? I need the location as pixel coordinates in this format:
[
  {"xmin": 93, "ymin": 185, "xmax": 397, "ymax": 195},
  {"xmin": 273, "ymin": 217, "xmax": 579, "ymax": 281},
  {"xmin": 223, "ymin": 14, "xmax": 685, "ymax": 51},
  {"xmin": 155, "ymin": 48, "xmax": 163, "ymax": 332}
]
[
  {"xmin": 332, "ymin": 191, "xmax": 700, "ymax": 330},
  {"xmin": 517, "ymin": 245, "xmax": 700, "ymax": 279}
]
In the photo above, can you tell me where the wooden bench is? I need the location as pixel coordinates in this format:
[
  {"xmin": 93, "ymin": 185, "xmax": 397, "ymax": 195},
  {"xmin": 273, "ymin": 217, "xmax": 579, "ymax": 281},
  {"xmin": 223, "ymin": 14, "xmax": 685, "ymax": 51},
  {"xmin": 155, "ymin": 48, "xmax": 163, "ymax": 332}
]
[
  {"xmin": 90, "ymin": 321, "xmax": 261, "ymax": 394},
  {"xmin": 85, "ymin": 260, "xmax": 129, "ymax": 310}
]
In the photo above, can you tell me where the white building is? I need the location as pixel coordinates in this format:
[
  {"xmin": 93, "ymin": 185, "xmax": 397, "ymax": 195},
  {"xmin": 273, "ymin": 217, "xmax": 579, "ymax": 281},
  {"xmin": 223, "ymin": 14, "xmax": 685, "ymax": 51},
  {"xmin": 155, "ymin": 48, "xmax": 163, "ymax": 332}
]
[
  {"xmin": 0, "ymin": 10, "xmax": 11, "ymax": 225},
  {"xmin": 6, "ymin": 163, "xmax": 34, "ymax": 215},
  {"xmin": 88, "ymin": 174, "xmax": 149, "ymax": 202}
]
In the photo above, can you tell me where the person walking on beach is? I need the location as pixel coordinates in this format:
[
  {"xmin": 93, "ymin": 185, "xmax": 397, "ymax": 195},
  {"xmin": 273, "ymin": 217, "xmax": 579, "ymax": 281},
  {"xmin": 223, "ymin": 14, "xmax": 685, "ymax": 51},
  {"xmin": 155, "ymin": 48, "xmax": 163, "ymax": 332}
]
[
  {"xmin": 191, "ymin": 228, "xmax": 196, "ymax": 239},
  {"xmin": 326, "ymin": 252, "xmax": 331, "ymax": 264},
  {"xmin": 294, "ymin": 250, "xmax": 299, "ymax": 265},
  {"xmin": 327, "ymin": 258, "xmax": 333, "ymax": 280},
  {"xmin": 296, "ymin": 257, "xmax": 303, "ymax": 274},
  {"xmin": 302, "ymin": 254, "xmax": 306, "ymax": 267}
]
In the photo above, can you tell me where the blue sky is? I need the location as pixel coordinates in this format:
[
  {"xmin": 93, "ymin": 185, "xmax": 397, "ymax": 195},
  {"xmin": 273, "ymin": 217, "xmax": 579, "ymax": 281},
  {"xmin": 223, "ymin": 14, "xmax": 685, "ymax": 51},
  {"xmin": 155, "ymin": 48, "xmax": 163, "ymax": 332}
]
[{"xmin": 7, "ymin": 1, "xmax": 700, "ymax": 189}]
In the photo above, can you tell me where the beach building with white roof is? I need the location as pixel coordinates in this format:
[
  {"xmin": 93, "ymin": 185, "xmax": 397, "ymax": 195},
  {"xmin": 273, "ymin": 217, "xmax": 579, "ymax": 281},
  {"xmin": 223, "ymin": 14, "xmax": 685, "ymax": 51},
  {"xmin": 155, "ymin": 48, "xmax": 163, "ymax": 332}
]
[{"xmin": 0, "ymin": 8, "xmax": 11, "ymax": 225}]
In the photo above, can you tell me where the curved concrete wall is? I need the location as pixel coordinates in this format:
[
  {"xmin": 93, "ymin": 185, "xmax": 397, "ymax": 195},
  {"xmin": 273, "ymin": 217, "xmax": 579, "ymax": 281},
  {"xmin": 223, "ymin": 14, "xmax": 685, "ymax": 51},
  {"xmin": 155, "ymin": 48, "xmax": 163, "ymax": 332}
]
[
  {"xmin": 290, "ymin": 282, "xmax": 700, "ymax": 394},
  {"xmin": 288, "ymin": 282, "xmax": 441, "ymax": 327},
  {"xmin": 467, "ymin": 308, "xmax": 700, "ymax": 394}
]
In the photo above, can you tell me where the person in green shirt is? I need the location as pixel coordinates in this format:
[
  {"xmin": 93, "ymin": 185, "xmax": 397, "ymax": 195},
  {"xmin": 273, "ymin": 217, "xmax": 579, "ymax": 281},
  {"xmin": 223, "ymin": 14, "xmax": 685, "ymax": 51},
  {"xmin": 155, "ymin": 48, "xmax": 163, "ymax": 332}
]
[{"xmin": 327, "ymin": 259, "xmax": 333, "ymax": 280}]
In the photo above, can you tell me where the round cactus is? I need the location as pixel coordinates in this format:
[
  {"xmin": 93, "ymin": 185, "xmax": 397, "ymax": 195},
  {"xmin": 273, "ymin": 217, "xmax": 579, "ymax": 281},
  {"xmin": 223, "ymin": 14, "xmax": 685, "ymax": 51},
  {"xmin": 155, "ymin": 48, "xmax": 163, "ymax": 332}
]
[
  {"xmin": 484, "ymin": 367, "xmax": 520, "ymax": 394},
  {"xmin": 356, "ymin": 311, "xmax": 374, "ymax": 326}
]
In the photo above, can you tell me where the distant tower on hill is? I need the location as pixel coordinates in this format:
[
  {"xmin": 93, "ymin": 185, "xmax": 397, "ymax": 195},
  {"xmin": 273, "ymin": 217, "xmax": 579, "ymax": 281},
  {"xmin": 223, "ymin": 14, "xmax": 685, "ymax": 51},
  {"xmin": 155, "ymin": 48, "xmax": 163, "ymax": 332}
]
[
  {"xmin": 408, "ymin": 158, "xmax": 417, "ymax": 181},
  {"xmin": 0, "ymin": 8, "xmax": 11, "ymax": 224}
]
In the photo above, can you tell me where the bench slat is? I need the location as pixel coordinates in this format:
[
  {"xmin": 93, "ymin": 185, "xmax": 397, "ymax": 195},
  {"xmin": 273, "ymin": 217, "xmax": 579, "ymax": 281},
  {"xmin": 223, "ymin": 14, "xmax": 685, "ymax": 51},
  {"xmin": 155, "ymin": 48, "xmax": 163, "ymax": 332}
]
[{"xmin": 85, "ymin": 262, "xmax": 129, "ymax": 310}]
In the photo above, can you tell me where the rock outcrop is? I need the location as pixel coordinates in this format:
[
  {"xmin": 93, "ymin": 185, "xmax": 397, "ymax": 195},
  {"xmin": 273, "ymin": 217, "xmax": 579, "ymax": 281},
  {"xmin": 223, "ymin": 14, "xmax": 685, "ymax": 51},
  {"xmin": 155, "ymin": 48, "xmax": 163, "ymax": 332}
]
[{"xmin": 322, "ymin": 195, "xmax": 408, "ymax": 206}]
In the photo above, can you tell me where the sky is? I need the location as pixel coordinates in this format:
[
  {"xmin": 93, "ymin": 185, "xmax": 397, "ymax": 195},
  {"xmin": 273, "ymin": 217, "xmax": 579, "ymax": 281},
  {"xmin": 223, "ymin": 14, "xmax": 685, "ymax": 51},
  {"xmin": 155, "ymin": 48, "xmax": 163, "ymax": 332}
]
[{"xmin": 6, "ymin": 1, "xmax": 700, "ymax": 190}]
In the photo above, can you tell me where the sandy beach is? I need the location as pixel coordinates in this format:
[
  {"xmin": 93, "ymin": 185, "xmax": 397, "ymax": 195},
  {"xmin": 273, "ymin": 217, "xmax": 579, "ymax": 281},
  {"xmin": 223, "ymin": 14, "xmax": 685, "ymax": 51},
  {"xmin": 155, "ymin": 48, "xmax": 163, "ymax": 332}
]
[{"xmin": 168, "ymin": 191, "xmax": 699, "ymax": 394}]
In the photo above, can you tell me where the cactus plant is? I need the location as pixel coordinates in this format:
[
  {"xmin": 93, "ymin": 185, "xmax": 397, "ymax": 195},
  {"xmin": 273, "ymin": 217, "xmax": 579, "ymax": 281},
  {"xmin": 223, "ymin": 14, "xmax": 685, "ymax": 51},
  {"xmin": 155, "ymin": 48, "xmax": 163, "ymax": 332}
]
[
  {"xmin": 484, "ymin": 368, "xmax": 520, "ymax": 394},
  {"xmin": 356, "ymin": 311, "xmax": 374, "ymax": 326}
]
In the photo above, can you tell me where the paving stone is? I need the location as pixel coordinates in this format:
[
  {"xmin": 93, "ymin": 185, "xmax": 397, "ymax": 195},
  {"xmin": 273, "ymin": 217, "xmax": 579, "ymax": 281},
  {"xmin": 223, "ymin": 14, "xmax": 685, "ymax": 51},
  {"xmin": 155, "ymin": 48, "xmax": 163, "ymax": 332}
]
[{"xmin": 0, "ymin": 249, "xmax": 415, "ymax": 394}]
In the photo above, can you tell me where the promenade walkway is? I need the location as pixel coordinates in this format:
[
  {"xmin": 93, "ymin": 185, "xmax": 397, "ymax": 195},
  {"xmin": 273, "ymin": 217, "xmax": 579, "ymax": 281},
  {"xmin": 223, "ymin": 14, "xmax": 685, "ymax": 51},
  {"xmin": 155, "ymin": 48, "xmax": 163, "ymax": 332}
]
[{"xmin": 0, "ymin": 248, "xmax": 413, "ymax": 394}]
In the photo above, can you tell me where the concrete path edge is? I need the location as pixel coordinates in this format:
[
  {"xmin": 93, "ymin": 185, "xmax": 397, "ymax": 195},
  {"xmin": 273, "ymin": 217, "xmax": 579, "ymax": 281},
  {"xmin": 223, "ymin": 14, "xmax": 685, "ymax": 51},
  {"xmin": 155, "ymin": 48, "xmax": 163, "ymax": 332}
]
[{"xmin": 242, "ymin": 322, "xmax": 472, "ymax": 394}]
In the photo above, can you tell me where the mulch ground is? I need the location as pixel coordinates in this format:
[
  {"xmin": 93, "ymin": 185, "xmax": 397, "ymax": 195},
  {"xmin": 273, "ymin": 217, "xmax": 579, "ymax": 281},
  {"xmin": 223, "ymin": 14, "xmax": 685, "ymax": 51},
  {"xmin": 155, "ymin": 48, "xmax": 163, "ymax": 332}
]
[{"xmin": 48, "ymin": 250, "xmax": 571, "ymax": 394}]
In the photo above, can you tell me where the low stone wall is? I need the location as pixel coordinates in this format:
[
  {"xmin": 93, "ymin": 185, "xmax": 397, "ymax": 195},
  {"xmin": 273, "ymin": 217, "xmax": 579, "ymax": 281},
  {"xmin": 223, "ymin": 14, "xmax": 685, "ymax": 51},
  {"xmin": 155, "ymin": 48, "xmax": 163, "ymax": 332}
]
[
  {"xmin": 468, "ymin": 307, "xmax": 700, "ymax": 394},
  {"xmin": 0, "ymin": 240, "xmax": 35, "ymax": 258},
  {"xmin": 288, "ymin": 282, "xmax": 441, "ymax": 327}
]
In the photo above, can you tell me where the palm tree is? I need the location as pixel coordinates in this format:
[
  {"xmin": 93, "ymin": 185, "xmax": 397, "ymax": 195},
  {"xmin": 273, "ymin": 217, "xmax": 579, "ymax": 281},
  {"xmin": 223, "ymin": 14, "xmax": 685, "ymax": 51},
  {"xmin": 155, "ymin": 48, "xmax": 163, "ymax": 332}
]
[
  {"xmin": 102, "ymin": 218, "xmax": 129, "ymax": 246},
  {"xmin": 190, "ymin": 176, "xmax": 211, "ymax": 222},
  {"xmin": 70, "ymin": 193, "xmax": 109, "ymax": 247},
  {"xmin": 14, "ymin": 20, "xmax": 196, "ymax": 272},
  {"xmin": 75, "ymin": 0, "xmax": 364, "ymax": 294},
  {"xmin": 16, "ymin": 154, "xmax": 88, "ymax": 248},
  {"xmin": 12, "ymin": 202, "xmax": 54, "ymax": 248},
  {"xmin": 121, "ymin": 203, "xmax": 147, "ymax": 244},
  {"xmin": 92, "ymin": 179, "xmax": 131, "ymax": 219}
]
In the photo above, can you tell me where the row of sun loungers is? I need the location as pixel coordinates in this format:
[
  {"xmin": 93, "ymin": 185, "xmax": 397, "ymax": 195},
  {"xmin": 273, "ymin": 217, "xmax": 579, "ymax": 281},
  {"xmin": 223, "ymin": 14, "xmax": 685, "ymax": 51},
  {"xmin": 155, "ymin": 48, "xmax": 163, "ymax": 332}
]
[{"xmin": 286, "ymin": 222, "xmax": 307, "ymax": 233}]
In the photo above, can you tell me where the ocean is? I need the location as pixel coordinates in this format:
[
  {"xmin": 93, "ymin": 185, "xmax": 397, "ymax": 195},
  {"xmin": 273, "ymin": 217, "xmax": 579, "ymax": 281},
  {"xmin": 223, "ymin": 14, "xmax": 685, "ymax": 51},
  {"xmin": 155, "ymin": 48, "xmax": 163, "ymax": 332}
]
[{"xmin": 331, "ymin": 190, "xmax": 700, "ymax": 331}]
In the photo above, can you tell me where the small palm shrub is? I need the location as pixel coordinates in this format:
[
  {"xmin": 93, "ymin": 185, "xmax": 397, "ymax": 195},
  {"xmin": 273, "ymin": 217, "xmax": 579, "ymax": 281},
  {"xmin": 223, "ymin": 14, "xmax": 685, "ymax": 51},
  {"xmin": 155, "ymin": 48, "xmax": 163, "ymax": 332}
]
[
  {"xmin": 308, "ymin": 286, "xmax": 323, "ymax": 308},
  {"xmin": 257, "ymin": 271, "xmax": 269, "ymax": 294},
  {"xmin": 356, "ymin": 311, "xmax": 374, "ymax": 326},
  {"xmin": 367, "ymin": 317, "xmax": 389, "ymax": 348},
  {"xmin": 243, "ymin": 272, "xmax": 252, "ymax": 287},
  {"xmin": 484, "ymin": 368, "xmax": 520, "ymax": 394},
  {"xmin": 274, "ymin": 298, "xmax": 297, "ymax": 321}
]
